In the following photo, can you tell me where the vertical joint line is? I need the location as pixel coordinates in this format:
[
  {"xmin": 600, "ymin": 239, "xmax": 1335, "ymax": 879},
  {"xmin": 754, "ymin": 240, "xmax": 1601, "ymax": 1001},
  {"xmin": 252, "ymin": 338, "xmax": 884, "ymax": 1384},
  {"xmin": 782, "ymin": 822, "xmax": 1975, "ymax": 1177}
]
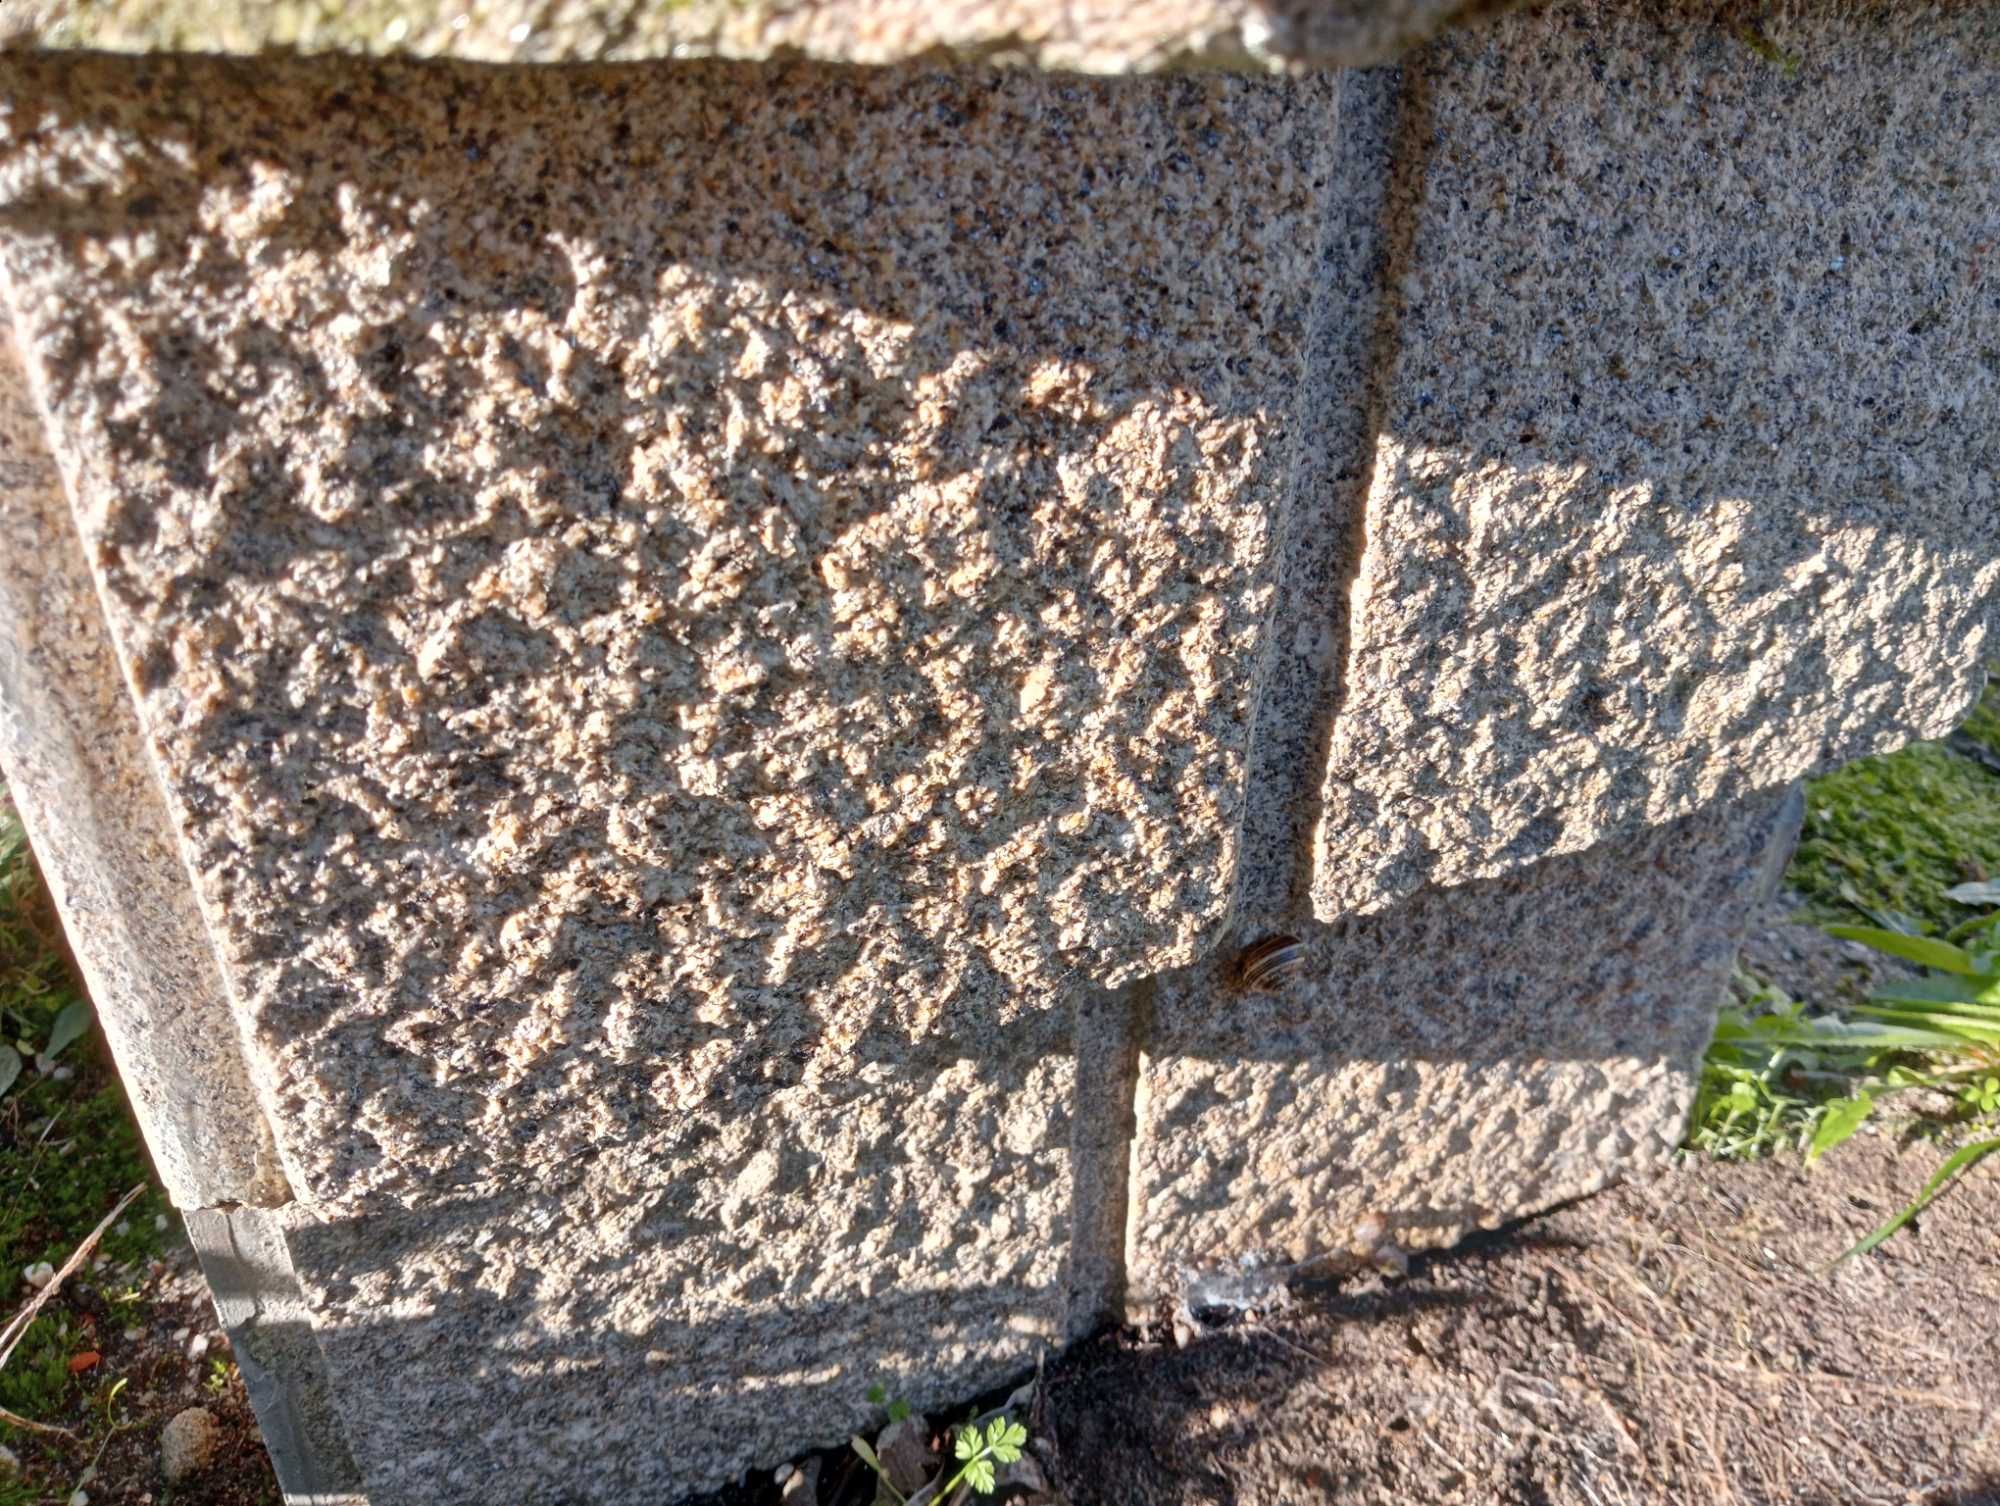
[{"xmin": 1064, "ymin": 975, "xmax": 1154, "ymax": 1340}]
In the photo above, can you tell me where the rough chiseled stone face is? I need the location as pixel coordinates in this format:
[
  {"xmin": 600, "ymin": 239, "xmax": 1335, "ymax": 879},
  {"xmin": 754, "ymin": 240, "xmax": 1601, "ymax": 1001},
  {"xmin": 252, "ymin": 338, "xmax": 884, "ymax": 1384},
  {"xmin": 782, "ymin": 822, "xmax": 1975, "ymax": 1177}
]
[
  {"xmin": 1, "ymin": 6, "xmax": 1990, "ymax": 1499},
  {"xmin": 1310, "ymin": 1, "xmax": 2000, "ymax": 922},
  {"xmin": 0, "ymin": 55, "xmax": 1334, "ymax": 1216},
  {"xmin": 1135, "ymin": 788, "xmax": 1798, "ymax": 1295},
  {"xmin": 277, "ymin": 1028, "xmax": 1075, "ymax": 1503}
]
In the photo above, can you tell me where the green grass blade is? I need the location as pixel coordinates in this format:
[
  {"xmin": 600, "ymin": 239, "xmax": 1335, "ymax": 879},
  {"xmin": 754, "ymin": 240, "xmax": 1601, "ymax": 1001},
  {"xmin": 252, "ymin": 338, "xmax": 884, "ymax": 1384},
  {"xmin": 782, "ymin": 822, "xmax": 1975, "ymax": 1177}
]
[
  {"xmin": 1834, "ymin": 1137, "xmax": 2000, "ymax": 1264},
  {"xmin": 1825, "ymin": 925, "xmax": 1977, "ymax": 975},
  {"xmin": 1730, "ymin": 1018, "xmax": 1961, "ymax": 1051},
  {"xmin": 1848, "ymin": 1005, "xmax": 2000, "ymax": 1045},
  {"xmin": 1849, "ymin": 994, "xmax": 2000, "ymax": 1024},
  {"xmin": 1865, "ymin": 976, "xmax": 2000, "ymax": 1008},
  {"xmin": 1946, "ymin": 910, "xmax": 2000, "ymax": 945},
  {"xmin": 1849, "ymin": 999, "xmax": 2000, "ymax": 1029}
]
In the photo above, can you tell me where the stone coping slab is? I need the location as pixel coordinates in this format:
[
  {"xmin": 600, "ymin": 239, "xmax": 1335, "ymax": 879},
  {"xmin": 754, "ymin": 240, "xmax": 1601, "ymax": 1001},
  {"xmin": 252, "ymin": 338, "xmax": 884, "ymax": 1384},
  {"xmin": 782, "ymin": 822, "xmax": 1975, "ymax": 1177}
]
[
  {"xmin": 0, "ymin": 335, "xmax": 290, "ymax": 1209},
  {"xmin": 3, "ymin": 0, "xmax": 1476, "ymax": 73}
]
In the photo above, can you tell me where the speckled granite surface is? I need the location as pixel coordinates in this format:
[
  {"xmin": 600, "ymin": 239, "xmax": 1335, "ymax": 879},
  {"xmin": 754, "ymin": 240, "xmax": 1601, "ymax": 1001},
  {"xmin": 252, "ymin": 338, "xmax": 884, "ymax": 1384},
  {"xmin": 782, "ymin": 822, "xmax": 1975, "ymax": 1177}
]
[
  {"xmin": 1309, "ymin": 0, "xmax": 2000, "ymax": 922},
  {"xmin": 0, "ymin": 55, "xmax": 1334, "ymax": 1225},
  {"xmin": 0, "ymin": 1, "xmax": 1994, "ymax": 1497},
  {"xmin": 1135, "ymin": 787, "xmax": 1800, "ymax": 1297},
  {"xmin": 276, "ymin": 1021, "xmax": 1075, "ymax": 1503},
  {"xmin": 0, "ymin": 51, "xmax": 1341, "ymax": 1499},
  {"xmin": 3, "ymin": 0, "xmax": 1476, "ymax": 72}
]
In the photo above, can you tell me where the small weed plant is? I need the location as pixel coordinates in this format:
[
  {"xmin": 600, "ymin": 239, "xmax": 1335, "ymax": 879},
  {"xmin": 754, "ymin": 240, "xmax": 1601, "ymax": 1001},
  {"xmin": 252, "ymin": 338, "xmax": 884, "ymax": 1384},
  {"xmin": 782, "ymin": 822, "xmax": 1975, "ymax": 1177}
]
[
  {"xmin": 1692, "ymin": 889, "xmax": 2000, "ymax": 1261},
  {"xmin": 0, "ymin": 815, "xmax": 93, "ymax": 1100},
  {"xmin": 852, "ymin": 1385, "xmax": 1029, "ymax": 1505}
]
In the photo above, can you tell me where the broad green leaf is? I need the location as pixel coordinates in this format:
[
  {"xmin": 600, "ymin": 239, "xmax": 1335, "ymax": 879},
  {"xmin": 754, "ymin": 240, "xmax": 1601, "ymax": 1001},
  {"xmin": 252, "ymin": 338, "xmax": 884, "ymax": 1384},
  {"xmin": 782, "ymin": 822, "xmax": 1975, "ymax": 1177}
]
[
  {"xmin": 1806, "ymin": 1093, "xmax": 1872, "ymax": 1164},
  {"xmin": 955, "ymin": 1426, "xmax": 979, "ymax": 1462},
  {"xmin": 1825, "ymin": 925, "xmax": 1977, "ymax": 975},
  {"xmin": 1836, "ymin": 1137, "xmax": 2000, "ymax": 1264},
  {"xmin": 0, "ymin": 1046, "xmax": 19, "ymax": 1100},
  {"xmin": 965, "ymin": 1458, "xmax": 997, "ymax": 1494},
  {"xmin": 1850, "ymin": 1006, "xmax": 2000, "ymax": 1046},
  {"xmin": 1945, "ymin": 881, "xmax": 2000, "ymax": 907},
  {"xmin": 45, "ymin": 998, "xmax": 91, "ymax": 1061},
  {"xmin": 988, "ymin": 1420, "xmax": 1026, "ymax": 1464}
]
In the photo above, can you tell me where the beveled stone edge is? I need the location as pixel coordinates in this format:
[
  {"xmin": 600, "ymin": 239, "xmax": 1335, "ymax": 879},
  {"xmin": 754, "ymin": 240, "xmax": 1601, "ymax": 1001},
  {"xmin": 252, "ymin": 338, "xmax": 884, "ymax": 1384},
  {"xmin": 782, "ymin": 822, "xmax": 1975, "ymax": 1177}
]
[{"xmin": 0, "ymin": 323, "xmax": 293, "ymax": 1211}]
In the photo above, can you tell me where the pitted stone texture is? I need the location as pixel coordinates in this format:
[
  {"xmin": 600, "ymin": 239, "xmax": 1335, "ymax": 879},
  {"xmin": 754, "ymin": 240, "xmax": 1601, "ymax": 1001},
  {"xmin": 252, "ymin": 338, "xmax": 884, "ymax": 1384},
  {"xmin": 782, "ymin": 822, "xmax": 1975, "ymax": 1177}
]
[
  {"xmin": 1311, "ymin": 0, "xmax": 2000, "ymax": 922},
  {"xmin": 1135, "ymin": 790, "xmax": 1798, "ymax": 1293},
  {"xmin": 0, "ymin": 55, "xmax": 1332, "ymax": 1213},
  {"xmin": 0, "ymin": 340, "xmax": 288, "ymax": 1209},
  {"xmin": 7, "ymin": 0, "xmax": 1474, "ymax": 73},
  {"xmin": 278, "ymin": 1031, "xmax": 1073, "ymax": 1505}
]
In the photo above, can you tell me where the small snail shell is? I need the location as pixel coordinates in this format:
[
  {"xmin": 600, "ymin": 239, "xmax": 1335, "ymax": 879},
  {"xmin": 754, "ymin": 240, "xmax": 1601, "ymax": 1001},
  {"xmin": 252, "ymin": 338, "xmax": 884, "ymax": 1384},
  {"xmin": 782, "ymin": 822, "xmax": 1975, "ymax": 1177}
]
[{"xmin": 1235, "ymin": 934, "xmax": 1306, "ymax": 990}]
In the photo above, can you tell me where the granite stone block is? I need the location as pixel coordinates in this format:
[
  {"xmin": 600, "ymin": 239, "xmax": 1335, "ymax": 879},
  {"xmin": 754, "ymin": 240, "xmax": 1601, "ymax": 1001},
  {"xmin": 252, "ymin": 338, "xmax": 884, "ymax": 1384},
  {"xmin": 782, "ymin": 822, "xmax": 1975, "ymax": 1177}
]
[
  {"xmin": 0, "ymin": 54, "xmax": 1335, "ymax": 1216},
  {"xmin": 276, "ymin": 1020, "xmax": 1076, "ymax": 1503},
  {"xmin": 0, "ymin": 8, "xmax": 1987, "ymax": 1498},
  {"xmin": 1310, "ymin": 1, "xmax": 2000, "ymax": 921},
  {"xmin": 1133, "ymin": 787, "xmax": 1801, "ymax": 1299}
]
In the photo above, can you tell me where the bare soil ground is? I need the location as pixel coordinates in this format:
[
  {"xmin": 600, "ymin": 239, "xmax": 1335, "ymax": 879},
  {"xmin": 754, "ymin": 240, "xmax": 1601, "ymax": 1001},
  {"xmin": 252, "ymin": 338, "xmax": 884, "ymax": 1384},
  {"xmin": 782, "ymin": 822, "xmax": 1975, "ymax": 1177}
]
[
  {"xmin": 0, "ymin": 1240, "xmax": 282, "ymax": 1496},
  {"xmin": 52, "ymin": 1130, "xmax": 1985, "ymax": 1506},
  {"xmin": 1041, "ymin": 1136, "xmax": 2000, "ymax": 1506}
]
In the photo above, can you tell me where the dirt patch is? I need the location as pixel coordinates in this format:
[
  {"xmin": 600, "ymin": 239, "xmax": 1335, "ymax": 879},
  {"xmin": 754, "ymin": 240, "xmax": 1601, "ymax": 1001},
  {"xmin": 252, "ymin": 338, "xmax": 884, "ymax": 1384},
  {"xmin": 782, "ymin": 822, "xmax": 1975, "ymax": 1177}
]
[
  {"xmin": 1043, "ymin": 1137, "xmax": 2000, "ymax": 1506},
  {"xmin": 0, "ymin": 1243, "xmax": 280, "ymax": 1506}
]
